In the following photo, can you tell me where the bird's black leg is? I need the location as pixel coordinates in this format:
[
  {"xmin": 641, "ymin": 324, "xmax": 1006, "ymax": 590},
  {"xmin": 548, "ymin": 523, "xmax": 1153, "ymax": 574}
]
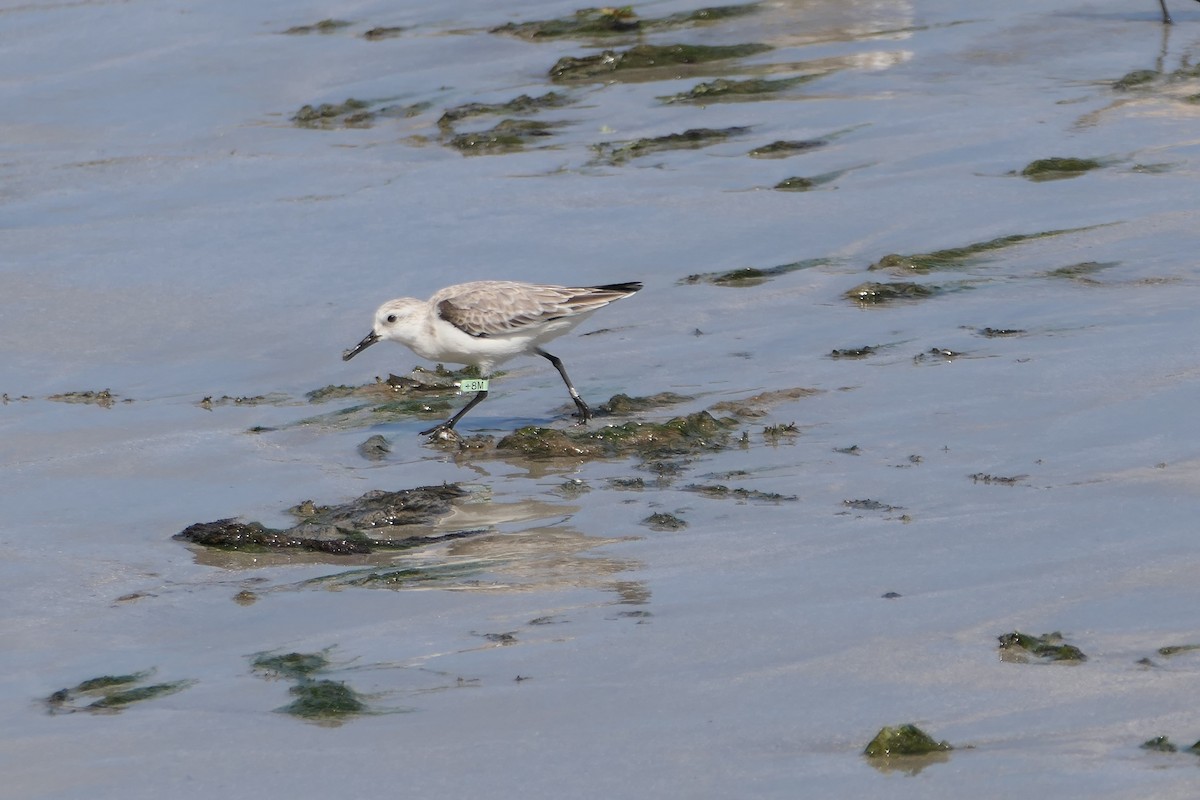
[
  {"xmin": 535, "ymin": 347, "xmax": 591, "ymax": 424},
  {"xmin": 420, "ymin": 389, "xmax": 488, "ymax": 438},
  {"xmin": 1160, "ymin": 0, "xmax": 1173, "ymax": 24}
]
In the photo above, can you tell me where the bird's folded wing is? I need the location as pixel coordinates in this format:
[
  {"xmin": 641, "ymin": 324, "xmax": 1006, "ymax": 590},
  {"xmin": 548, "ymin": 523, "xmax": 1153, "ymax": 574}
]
[{"xmin": 436, "ymin": 284, "xmax": 617, "ymax": 337}]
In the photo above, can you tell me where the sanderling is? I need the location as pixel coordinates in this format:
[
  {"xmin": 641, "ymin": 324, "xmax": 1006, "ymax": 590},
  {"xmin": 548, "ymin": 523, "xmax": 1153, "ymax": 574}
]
[{"xmin": 343, "ymin": 280, "xmax": 642, "ymax": 438}]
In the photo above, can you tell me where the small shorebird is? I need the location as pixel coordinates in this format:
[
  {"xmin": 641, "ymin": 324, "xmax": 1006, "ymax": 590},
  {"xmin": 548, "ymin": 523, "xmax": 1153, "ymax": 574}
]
[
  {"xmin": 343, "ymin": 280, "xmax": 642, "ymax": 438},
  {"xmin": 1160, "ymin": 0, "xmax": 1200, "ymax": 23}
]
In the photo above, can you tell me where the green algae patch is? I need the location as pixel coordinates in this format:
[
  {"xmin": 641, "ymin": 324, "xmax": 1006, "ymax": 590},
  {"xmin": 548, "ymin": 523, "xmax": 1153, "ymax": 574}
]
[
  {"xmin": 598, "ymin": 392, "xmax": 693, "ymax": 414},
  {"xmin": 1043, "ymin": 260, "xmax": 1118, "ymax": 284},
  {"xmin": 283, "ymin": 19, "xmax": 353, "ymax": 35},
  {"xmin": 438, "ymin": 91, "xmax": 572, "ymax": 132},
  {"xmin": 843, "ymin": 281, "xmax": 941, "ymax": 305},
  {"xmin": 1157, "ymin": 643, "xmax": 1200, "ymax": 657},
  {"xmin": 774, "ymin": 167, "xmax": 847, "ymax": 192},
  {"xmin": 843, "ymin": 498, "xmax": 903, "ymax": 512},
  {"xmin": 1113, "ymin": 69, "xmax": 1158, "ymax": 89},
  {"xmin": 362, "ymin": 26, "xmax": 407, "ymax": 40},
  {"xmin": 1020, "ymin": 157, "xmax": 1103, "ymax": 181},
  {"xmin": 774, "ymin": 176, "xmax": 815, "ymax": 191},
  {"xmin": 685, "ymin": 484, "xmax": 797, "ymax": 502},
  {"xmin": 498, "ymin": 411, "xmax": 737, "ymax": 460},
  {"xmin": 997, "ymin": 631, "xmax": 1087, "ymax": 663},
  {"xmin": 762, "ymin": 422, "xmax": 799, "ymax": 441},
  {"xmin": 969, "ymin": 472, "xmax": 1026, "ymax": 485},
  {"xmin": 251, "ymin": 651, "xmax": 331, "ymax": 680},
  {"xmin": 174, "ymin": 484, "xmax": 485, "ymax": 554},
  {"xmin": 592, "ymin": 126, "xmax": 751, "ymax": 165},
  {"xmin": 496, "ymin": 427, "xmax": 610, "ymax": 458},
  {"xmin": 449, "ymin": 119, "xmax": 563, "ymax": 154},
  {"xmin": 550, "ymin": 43, "xmax": 772, "ymax": 82},
  {"xmin": 660, "ymin": 74, "xmax": 821, "ymax": 104},
  {"xmin": 198, "ymin": 393, "xmax": 289, "ymax": 409},
  {"xmin": 250, "ymin": 650, "xmax": 373, "ymax": 724},
  {"xmin": 829, "ymin": 345, "xmax": 878, "ymax": 358},
  {"xmin": 864, "ymin": 725, "xmax": 953, "ymax": 758},
  {"xmin": 1142, "ymin": 736, "xmax": 1178, "ymax": 753},
  {"xmin": 643, "ymin": 512, "xmax": 688, "ymax": 531},
  {"xmin": 681, "ymin": 258, "xmax": 828, "ymax": 287},
  {"xmin": 281, "ymin": 680, "xmax": 368, "ymax": 721},
  {"xmin": 292, "ymin": 98, "xmax": 429, "ymax": 130},
  {"xmin": 296, "ymin": 367, "xmax": 487, "ymax": 431},
  {"xmin": 47, "ymin": 389, "xmax": 119, "ymax": 408},
  {"xmin": 46, "ymin": 671, "xmax": 193, "ymax": 715},
  {"xmin": 292, "ymin": 98, "xmax": 372, "ymax": 128},
  {"xmin": 913, "ymin": 347, "xmax": 963, "ymax": 364},
  {"xmin": 494, "ymin": 4, "xmax": 760, "ymax": 40},
  {"xmin": 748, "ymin": 138, "xmax": 827, "ymax": 158},
  {"xmin": 868, "ymin": 226, "xmax": 1097, "ymax": 274}
]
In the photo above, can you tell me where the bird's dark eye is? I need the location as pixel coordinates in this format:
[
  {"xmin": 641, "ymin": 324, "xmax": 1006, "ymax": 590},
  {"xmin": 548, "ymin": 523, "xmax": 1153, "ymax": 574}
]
[{"xmin": 385, "ymin": 314, "xmax": 397, "ymax": 324}]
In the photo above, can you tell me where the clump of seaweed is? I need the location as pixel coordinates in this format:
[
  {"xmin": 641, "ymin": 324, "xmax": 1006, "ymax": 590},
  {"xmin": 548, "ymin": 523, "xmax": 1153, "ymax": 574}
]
[
  {"xmin": 642, "ymin": 512, "xmax": 688, "ymax": 530},
  {"xmin": 869, "ymin": 227, "xmax": 1096, "ymax": 274},
  {"xmin": 294, "ymin": 366, "xmax": 488, "ymax": 431},
  {"xmin": 592, "ymin": 126, "xmax": 750, "ymax": 165},
  {"xmin": 438, "ymin": 92, "xmax": 572, "ymax": 132},
  {"xmin": 1112, "ymin": 69, "xmax": 1157, "ymax": 89},
  {"xmin": 47, "ymin": 389, "xmax": 119, "ymax": 408},
  {"xmin": 292, "ymin": 98, "xmax": 429, "ymax": 129},
  {"xmin": 969, "ymin": 472, "xmax": 1026, "ymax": 485},
  {"xmin": 997, "ymin": 631, "xmax": 1087, "ymax": 663},
  {"xmin": 1157, "ymin": 643, "xmax": 1200, "ymax": 657},
  {"xmin": 174, "ymin": 485, "xmax": 483, "ymax": 554},
  {"xmin": 597, "ymin": 392, "xmax": 693, "ymax": 414},
  {"xmin": 680, "ymin": 258, "xmax": 827, "ymax": 287},
  {"xmin": 843, "ymin": 499, "xmax": 903, "ymax": 512},
  {"xmin": 292, "ymin": 98, "xmax": 373, "ymax": 128},
  {"xmin": 685, "ymin": 484, "xmax": 798, "ymax": 502},
  {"xmin": 281, "ymin": 680, "xmax": 368, "ymax": 721},
  {"xmin": 251, "ymin": 652, "xmax": 331, "ymax": 680},
  {"xmin": 550, "ymin": 43, "xmax": 772, "ymax": 82},
  {"xmin": 448, "ymin": 119, "xmax": 564, "ymax": 155},
  {"xmin": 1043, "ymin": 261, "xmax": 1116, "ymax": 284},
  {"xmin": 362, "ymin": 26, "xmax": 406, "ymax": 40},
  {"xmin": 660, "ymin": 74, "xmax": 821, "ymax": 104},
  {"xmin": 497, "ymin": 410, "xmax": 737, "ymax": 460},
  {"xmin": 843, "ymin": 281, "xmax": 941, "ymax": 305},
  {"xmin": 45, "ymin": 670, "xmax": 193, "ymax": 714},
  {"xmin": 774, "ymin": 176, "xmax": 816, "ymax": 191},
  {"xmin": 282, "ymin": 19, "xmax": 352, "ymax": 35},
  {"xmin": 1019, "ymin": 157, "xmax": 1103, "ymax": 181},
  {"xmin": 251, "ymin": 650, "xmax": 371, "ymax": 724},
  {"xmin": 1141, "ymin": 736, "xmax": 1178, "ymax": 752},
  {"xmin": 829, "ymin": 345, "xmax": 877, "ymax": 358},
  {"xmin": 748, "ymin": 138, "xmax": 827, "ymax": 157},
  {"xmin": 864, "ymin": 724, "xmax": 953, "ymax": 758}
]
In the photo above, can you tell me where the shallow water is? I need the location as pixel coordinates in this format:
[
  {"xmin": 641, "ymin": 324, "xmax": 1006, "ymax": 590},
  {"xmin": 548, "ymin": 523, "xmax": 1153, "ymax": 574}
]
[{"xmin": 4, "ymin": 0, "xmax": 1200, "ymax": 796}]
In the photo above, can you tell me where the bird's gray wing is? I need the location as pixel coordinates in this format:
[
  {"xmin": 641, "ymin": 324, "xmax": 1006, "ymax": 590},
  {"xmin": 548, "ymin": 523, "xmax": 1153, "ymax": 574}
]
[{"xmin": 435, "ymin": 283, "xmax": 616, "ymax": 338}]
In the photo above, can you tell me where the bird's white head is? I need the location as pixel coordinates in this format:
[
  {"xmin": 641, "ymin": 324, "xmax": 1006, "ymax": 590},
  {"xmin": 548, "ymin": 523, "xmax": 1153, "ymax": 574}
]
[{"xmin": 342, "ymin": 297, "xmax": 425, "ymax": 361}]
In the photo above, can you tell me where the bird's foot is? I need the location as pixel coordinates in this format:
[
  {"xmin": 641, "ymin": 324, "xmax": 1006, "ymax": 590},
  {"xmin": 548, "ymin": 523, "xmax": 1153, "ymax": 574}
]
[
  {"xmin": 420, "ymin": 422, "xmax": 463, "ymax": 443},
  {"xmin": 571, "ymin": 399, "xmax": 592, "ymax": 427}
]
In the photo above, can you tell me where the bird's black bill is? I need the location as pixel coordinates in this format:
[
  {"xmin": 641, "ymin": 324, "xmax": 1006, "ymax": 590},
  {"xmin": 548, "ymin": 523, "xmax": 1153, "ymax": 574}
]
[{"xmin": 342, "ymin": 331, "xmax": 380, "ymax": 361}]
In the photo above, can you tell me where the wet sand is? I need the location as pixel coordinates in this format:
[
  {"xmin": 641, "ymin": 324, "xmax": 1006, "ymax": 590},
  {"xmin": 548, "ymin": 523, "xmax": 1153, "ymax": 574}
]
[{"xmin": 3, "ymin": 0, "xmax": 1200, "ymax": 797}]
